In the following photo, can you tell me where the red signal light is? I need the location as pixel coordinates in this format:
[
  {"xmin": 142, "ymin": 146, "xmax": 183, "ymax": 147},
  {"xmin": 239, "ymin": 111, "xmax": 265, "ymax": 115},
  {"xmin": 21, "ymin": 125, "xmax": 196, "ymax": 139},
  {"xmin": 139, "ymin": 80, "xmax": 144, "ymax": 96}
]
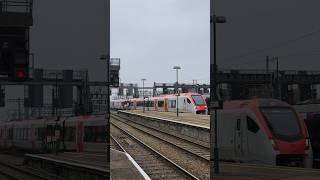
[
  {"xmin": 16, "ymin": 70, "xmax": 26, "ymax": 79},
  {"xmin": 12, "ymin": 68, "xmax": 28, "ymax": 81}
]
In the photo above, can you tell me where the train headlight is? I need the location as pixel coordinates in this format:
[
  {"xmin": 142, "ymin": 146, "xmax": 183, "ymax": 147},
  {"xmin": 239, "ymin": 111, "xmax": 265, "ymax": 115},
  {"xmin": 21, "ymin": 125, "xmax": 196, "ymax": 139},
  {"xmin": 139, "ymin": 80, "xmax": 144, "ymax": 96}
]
[
  {"xmin": 270, "ymin": 139, "xmax": 278, "ymax": 150},
  {"xmin": 305, "ymin": 139, "xmax": 310, "ymax": 150}
]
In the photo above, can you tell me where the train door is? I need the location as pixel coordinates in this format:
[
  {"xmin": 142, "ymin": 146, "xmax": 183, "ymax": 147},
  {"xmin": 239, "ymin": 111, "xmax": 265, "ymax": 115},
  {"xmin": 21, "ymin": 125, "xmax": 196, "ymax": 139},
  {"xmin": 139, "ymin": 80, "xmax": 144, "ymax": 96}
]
[
  {"xmin": 164, "ymin": 98, "xmax": 168, "ymax": 112},
  {"xmin": 145, "ymin": 97, "xmax": 149, "ymax": 111},
  {"xmin": 182, "ymin": 97, "xmax": 187, "ymax": 112},
  {"xmin": 186, "ymin": 97, "xmax": 193, "ymax": 113},
  {"xmin": 234, "ymin": 114, "xmax": 248, "ymax": 160},
  {"xmin": 154, "ymin": 99, "xmax": 158, "ymax": 111},
  {"xmin": 76, "ymin": 121, "xmax": 84, "ymax": 152},
  {"xmin": 30, "ymin": 125, "xmax": 36, "ymax": 150}
]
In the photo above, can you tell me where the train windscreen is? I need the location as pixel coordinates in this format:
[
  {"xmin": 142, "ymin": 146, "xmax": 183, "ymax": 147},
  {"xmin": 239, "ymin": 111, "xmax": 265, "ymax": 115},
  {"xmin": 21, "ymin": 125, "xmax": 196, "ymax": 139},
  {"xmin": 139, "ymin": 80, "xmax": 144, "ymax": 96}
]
[
  {"xmin": 261, "ymin": 108, "xmax": 303, "ymax": 141},
  {"xmin": 192, "ymin": 95, "xmax": 205, "ymax": 106}
]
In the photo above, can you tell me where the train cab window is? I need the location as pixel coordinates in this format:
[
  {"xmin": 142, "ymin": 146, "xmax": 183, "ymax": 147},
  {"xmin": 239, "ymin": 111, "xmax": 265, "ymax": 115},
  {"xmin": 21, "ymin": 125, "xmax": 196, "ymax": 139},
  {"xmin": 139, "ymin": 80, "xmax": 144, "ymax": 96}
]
[
  {"xmin": 247, "ymin": 117, "xmax": 260, "ymax": 133},
  {"xmin": 261, "ymin": 108, "xmax": 303, "ymax": 141},
  {"xmin": 187, "ymin": 98, "xmax": 191, "ymax": 104},
  {"xmin": 191, "ymin": 95, "xmax": 205, "ymax": 106}
]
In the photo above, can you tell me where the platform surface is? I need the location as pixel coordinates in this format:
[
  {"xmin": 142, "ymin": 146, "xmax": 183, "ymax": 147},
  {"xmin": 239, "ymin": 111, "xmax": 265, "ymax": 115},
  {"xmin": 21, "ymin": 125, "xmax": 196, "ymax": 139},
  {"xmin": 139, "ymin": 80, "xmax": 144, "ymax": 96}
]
[
  {"xmin": 26, "ymin": 149, "xmax": 147, "ymax": 180},
  {"xmin": 216, "ymin": 162, "xmax": 320, "ymax": 180},
  {"xmin": 123, "ymin": 110, "xmax": 210, "ymax": 127}
]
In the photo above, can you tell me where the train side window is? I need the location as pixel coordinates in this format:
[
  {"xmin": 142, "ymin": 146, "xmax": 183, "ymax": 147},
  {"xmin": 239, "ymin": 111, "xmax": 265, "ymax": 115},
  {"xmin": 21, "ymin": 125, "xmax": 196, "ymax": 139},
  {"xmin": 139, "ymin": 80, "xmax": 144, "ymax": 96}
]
[
  {"xmin": 187, "ymin": 98, "xmax": 191, "ymax": 104},
  {"xmin": 169, "ymin": 100, "xmax": 176, "ymax": 108},
  {"xmin": 158, "ymin": 101, "xmax": 164, "ymax": 107},
  {"xmin": 247, "ymin": 116, "xmax": 260, "ymax": 134},
  {"xmin": 65, "ymin": 127, "xmax": 76, "ymax": 141},
  {"xmin": 26, "ymin": 128, "xmax": 30, "ymax": 140},
  {"xmin": 9, "ymin": 128, "xmax": 13, "ymax": 140},
  {"xmin": 22, "ymin": 129, "xmax": 24, "ymax": 140},
  {"xmin": 236, "ymin": 119, "xmax": 241, "ymax": 131},
  {"xmin": 18, "ymin": 129, "xmax": 20, "ymax": 139},
  {"xmin": 84, "ymin": 126, "xmax": 93, "ymax": 142},
  {"xmin": 84, "ymin": 126, "xmax": 107, "ymax": 142}
]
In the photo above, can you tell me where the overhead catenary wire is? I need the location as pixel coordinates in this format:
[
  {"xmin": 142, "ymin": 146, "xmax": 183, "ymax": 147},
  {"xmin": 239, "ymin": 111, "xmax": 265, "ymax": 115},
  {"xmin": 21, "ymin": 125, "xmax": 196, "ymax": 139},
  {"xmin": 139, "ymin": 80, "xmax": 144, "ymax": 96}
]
[
  {"xmin": 227, "ymin": 49, "xmax": 320, "ymax": 68},
  {"xmin": 223, "ymin": 27, "xmax": 320, "ymax": 65}
]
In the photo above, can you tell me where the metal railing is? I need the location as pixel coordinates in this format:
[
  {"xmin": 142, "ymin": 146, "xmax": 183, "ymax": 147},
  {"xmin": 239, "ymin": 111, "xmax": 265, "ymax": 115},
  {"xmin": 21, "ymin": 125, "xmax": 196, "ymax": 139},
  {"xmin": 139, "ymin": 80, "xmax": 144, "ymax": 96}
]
[
  {"xmin": 0, "ymin": 0, "xmax": 33, "ymax": 13},
  {"xmin": 110, "ymin": 58, "xmax": 120, "ymax": 66}
]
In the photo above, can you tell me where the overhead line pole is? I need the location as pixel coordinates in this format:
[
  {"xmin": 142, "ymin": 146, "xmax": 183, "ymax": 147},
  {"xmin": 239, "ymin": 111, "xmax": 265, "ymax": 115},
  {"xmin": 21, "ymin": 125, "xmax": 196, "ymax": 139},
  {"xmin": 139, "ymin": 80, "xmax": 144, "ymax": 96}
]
[
  {"xmin": 210, "ymin": 0, "xmax": 218, "ymax": 176},
  {"xmin": 106, "ymin": 0, "xmax": 110, "ymax": 179},
  {"xmin": 210, "ymin": 0, "xmax": 226, "ymax": 177}
]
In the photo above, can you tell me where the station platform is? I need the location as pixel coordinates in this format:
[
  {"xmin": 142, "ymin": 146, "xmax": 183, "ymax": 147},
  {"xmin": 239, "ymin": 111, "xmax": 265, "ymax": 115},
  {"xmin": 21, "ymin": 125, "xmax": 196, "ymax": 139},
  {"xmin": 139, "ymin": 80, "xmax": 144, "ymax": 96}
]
[
  {"xmin": 25, "ymin": 149, "xmax": 148, "ymax": 180},
  {"xmin": 217, "ymin": 162, "xmax": 320, "ymax": 180},
  {"xmin": 123, "ymin": 110, "xmax": 210, "ymax": 127}
]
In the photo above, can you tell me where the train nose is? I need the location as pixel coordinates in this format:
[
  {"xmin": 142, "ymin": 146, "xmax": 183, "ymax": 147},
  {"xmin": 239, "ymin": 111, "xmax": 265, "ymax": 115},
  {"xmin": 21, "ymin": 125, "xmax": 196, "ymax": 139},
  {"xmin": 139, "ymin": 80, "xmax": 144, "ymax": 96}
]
[
  {"xmin": 276, "ymin": 139, "xmax": 306, "ymax": 154},
  {"xmin": 195, "ymin": 106, "xmax": 207, "ymax": 114}
]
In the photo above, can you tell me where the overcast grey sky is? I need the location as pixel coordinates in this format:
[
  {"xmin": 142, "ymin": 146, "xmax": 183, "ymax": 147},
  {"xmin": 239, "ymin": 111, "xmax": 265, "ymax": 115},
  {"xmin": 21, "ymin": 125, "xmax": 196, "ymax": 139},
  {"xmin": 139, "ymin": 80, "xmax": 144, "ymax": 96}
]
[
  {"xmin": 30, "ymin": 0, "xmax": 107, "ymax": 81},
  {"xmin": 3, "ymin": 0, "xmax": 320, "ymax": 119},
  {"xmin": 30, "ymin": 0, "xmax": 320, "ymax": 87},
  {"xmin": 112, "ymin": 0, "xmax": 320, "ymax": 87}
]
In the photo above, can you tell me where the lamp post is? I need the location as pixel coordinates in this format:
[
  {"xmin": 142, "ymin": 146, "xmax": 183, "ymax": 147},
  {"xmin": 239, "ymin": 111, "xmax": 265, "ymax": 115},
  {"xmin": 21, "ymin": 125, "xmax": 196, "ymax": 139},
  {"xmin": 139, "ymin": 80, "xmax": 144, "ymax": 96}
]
[
  {"xmin": 173, "ymin": 66, "xmax": 181, "ymax": 117},
  {"xmin": 210, "ymin": 0, "xmax": 226, "ymax": 176},
  {"xmin": 141, "ymin": 78, "xmax": 146, "ymax": 112}
]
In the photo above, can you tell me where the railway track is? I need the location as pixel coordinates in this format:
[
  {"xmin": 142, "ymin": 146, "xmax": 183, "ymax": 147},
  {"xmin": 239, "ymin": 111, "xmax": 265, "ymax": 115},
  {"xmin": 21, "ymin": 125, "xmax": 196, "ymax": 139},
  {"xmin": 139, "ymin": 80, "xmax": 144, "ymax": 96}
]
[
  {"xmin": 110, "ymin": 134, "xmax": 125, "ymax": 152},
  {"xmin": 111, "ymin": 121, "xmax": 199, "ymax": 180},
  {"xmin": 111, "ymin": 113, "xmax": 210, "ymax": 179},
  {"xmin": 0, "ymin": 160, "xmax": 51, "ymax": 180},
  {"xmin": 111, "ymin": 113, "xmax": 210, "ymax": 161}
]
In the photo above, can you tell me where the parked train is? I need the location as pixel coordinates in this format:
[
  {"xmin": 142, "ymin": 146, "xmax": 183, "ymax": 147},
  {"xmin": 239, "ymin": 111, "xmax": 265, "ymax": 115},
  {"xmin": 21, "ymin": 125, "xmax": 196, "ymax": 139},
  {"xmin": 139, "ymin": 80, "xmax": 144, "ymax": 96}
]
[
  {"xmin": 293, "ymin": 103, "xmax": 320, "ymax": 168},
  {"xmin": 0, "ymin": 115, "xmax": 106, "ymax": 152},
  {"xmin": 111, "ymin": 93, "xmax": 208, "ymax": 114},
  {"xmin": 217, "ymin": 99, "xmax": 312, "ymax": 167}
]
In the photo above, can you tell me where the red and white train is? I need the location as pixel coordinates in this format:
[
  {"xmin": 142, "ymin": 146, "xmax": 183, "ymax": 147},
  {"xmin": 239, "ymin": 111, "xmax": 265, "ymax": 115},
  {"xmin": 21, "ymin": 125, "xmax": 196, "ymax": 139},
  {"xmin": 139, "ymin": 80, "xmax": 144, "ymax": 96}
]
[
  {"xmin": 0, "ymin": 115, "xmax": 106, "ymax": 152},
  {"xmin": 217, "ymin": 99, "xmax": 313, "ymax": 167},
  {"xmin": 111, "ymin": 93, "xmax": 208, "ymax": 114},
  {"xmin": 293, "ymin": 103, "xmax": 320, "ymax": 168}
]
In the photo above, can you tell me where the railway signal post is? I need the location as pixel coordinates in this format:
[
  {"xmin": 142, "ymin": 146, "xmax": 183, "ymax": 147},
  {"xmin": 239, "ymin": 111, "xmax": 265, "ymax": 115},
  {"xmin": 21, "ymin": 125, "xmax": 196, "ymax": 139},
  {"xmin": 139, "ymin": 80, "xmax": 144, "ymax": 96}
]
[{"xmin": 210, "ymin": 0, "xmax": 226, "ymax": 177}]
